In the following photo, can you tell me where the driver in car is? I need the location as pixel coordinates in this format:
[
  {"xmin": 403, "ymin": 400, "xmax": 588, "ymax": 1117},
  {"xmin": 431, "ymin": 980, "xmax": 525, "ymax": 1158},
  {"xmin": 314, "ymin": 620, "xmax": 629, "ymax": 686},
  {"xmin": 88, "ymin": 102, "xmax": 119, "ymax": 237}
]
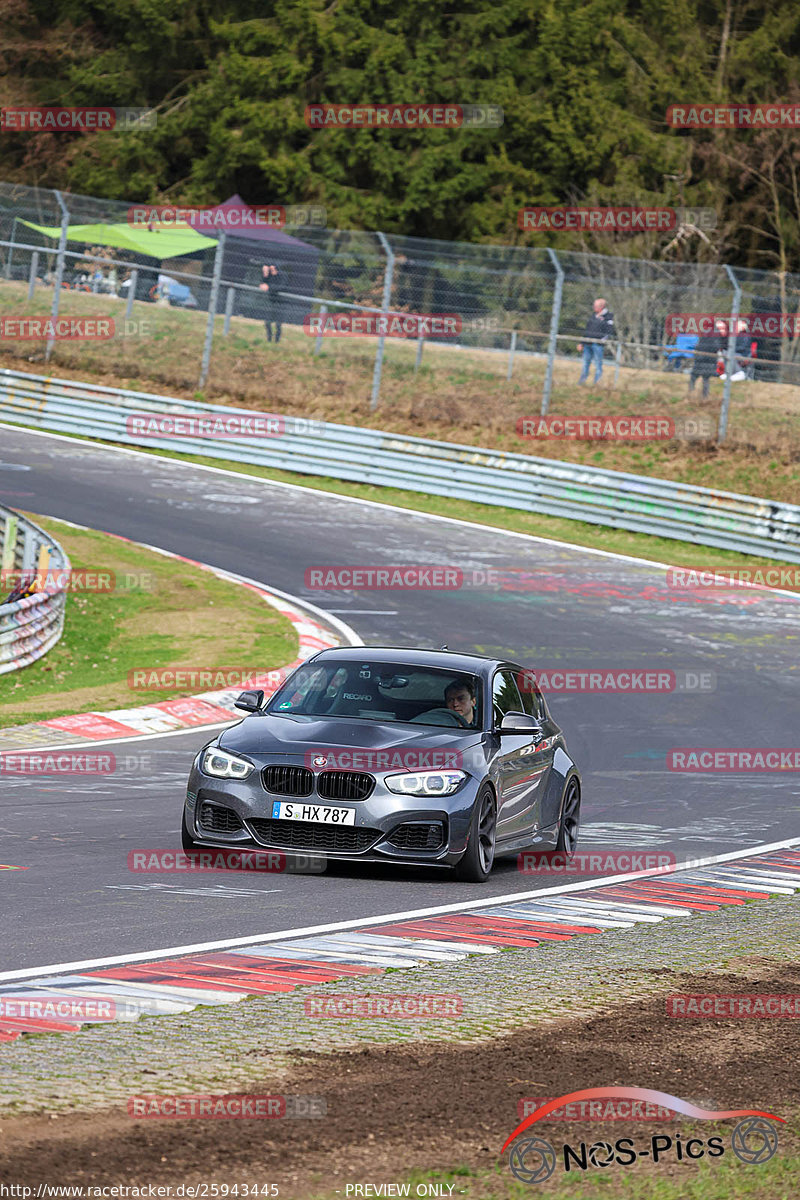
[{"xmin": 444, "ymin": 678, "xmax": 478, "ymax": 727}]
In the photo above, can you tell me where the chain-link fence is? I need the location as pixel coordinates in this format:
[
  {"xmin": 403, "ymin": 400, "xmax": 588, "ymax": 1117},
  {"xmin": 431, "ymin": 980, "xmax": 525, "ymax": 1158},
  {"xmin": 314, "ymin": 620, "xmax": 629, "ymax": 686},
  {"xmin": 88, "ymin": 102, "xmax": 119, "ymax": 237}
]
[{"xmin": 1, "ymin": 180, "xmax": 799, "ymax": 442}]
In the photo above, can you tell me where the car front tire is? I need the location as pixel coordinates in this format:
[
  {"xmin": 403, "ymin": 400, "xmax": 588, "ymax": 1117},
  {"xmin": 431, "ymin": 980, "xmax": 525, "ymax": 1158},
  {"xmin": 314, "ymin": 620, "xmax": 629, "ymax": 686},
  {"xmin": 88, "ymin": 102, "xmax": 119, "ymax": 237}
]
[
  {"xmin": 181, "ymin": 812, "xmax": 198, "ymax": 851},
  {"xmin": 555, "ymin": 776, "xmax": 581, "ymax": 856},
  {"xmin": 454, "ymin": 784, "xmax": 497, "ymax": 883}
]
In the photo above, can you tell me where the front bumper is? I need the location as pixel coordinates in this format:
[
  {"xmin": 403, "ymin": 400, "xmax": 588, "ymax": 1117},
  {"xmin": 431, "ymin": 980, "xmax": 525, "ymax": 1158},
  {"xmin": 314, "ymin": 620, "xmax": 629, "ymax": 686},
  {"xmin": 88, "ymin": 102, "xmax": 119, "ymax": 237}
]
[{"xmin": 184, "ymin": 761, "xmax": 483, "ymax": 867}]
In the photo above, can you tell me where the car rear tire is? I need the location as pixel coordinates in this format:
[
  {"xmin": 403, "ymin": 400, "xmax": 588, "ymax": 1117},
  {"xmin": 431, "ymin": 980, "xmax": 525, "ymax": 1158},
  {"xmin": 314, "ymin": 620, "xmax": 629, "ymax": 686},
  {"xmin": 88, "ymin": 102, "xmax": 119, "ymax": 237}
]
[
  {"xmin": 555, "ymin": 776, "xmax": 581, "ymax": 856},
  {"xmin": 455, "ymin": 784, "xmax": 497, "ymax": 882}
]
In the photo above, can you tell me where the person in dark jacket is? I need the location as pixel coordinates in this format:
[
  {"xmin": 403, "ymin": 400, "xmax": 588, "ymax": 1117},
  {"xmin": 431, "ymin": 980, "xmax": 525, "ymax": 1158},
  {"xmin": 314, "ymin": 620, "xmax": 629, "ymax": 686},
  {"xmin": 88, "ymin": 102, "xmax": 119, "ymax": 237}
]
[
  {"xmin": 688, "ymin": 319, "xmax": 726, "ymax": 397},
  {"xmin": 577, "ymin": 298, "xmax": 615, "ymax": 384},
  {"xmin": 260, "ymin": 263, "xmax": 282, "ymax": 343}
]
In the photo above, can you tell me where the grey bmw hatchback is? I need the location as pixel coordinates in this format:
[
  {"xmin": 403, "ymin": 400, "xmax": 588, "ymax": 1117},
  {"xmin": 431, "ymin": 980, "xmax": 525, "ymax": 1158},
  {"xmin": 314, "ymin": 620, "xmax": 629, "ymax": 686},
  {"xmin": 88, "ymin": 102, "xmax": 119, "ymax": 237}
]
[{"xmin": 183, "ymin": 647, "xmax": 581, "ymax": 882}]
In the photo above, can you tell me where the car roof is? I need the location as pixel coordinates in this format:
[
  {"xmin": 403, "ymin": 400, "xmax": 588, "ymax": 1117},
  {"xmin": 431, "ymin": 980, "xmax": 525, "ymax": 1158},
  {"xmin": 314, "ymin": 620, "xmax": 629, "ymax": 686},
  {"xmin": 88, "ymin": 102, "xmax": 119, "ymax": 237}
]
[{"xmin": 310, "ymin": 646, "xmax": 507, "ymax": 677}]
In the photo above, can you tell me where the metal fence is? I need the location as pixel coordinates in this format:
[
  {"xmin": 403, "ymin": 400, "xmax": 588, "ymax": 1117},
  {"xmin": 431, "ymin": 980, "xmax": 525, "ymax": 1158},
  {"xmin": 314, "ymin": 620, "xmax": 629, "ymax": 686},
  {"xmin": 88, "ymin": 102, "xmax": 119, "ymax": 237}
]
[
  {"xmin": 1, "ymin": 181, "xmax": 800, "ymax": 440},
  {"xmin": 2, "ymin": 366, "xmax": 798, "ymax": 563},
  {"xmin": 0, "ymin": 503, "xmax": 70, "ymax": 674}
]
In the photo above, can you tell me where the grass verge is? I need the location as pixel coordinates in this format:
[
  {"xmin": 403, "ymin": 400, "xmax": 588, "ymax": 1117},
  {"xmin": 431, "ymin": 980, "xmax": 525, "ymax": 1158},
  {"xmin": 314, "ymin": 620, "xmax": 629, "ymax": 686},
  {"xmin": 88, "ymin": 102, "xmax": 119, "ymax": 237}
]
[
  {"xmin": 1, "ymin": 278, "xmax": 799, "ymax": 503},
  {"xmin": 0, "ymin": 515, "xmax": 297, "ymax": 726}
]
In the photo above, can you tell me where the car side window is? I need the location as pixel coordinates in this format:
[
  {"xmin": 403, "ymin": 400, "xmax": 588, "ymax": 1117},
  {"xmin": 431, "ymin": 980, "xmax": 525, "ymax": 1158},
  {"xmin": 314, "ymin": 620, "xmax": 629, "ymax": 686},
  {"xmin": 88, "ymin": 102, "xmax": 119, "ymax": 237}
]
[
  {"xmin": 492, "ymin": 670, "xmax": 524, "ymax": 726},
  {"xmin": 515, "ymin": 669, "xmax": 544, "ymax": 719}
]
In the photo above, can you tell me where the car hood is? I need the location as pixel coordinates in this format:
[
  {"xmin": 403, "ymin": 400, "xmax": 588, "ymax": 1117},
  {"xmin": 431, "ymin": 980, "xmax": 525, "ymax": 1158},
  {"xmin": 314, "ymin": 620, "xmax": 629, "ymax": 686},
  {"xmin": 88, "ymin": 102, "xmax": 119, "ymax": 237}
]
[{"xmin": 219, "ymin": 713, "xmax": 484, "ymax": 759}]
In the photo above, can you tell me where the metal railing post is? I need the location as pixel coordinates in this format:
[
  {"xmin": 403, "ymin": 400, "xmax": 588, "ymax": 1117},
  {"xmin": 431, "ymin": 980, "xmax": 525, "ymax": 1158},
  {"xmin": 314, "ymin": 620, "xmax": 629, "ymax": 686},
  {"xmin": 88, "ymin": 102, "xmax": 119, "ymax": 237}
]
[
  {"xmin": 125, "ymin": 269, "xmax": 138, "ymax": 321},
  {"xmin": 719, "ymin": 265, "xmax": 741, "ymax": 443},
  {"xmin": 613, "ymin": 340, "xmax": 622, "ymax": 387},
  {"xmin": 415, "ymin": 336, "xmax": 424, "ymax": 372},
  {"xmin": 27, "ymin": 251, "xmax": 39, "ymax": 301},
  {"xmin": 5, "ymin": 218, "xmax": 17, "ymax": 280},
  {"xmin": 198, "ymin": 233, "xmax": 226, "ymax": 389},
  {"xmin": 45, "ymin": 193, "xmax": 70, "ymax": 363},
  {"xmin": 370, "ymin": 232, "xmax": 395, "ymax": 410},
  {"xmin": 314, "ymin": 305, "xmax": 327, "ymax": 355},
  {"xmin": 507, "ymin": 329, "xmax": 518, "ymax": 380},
  {"xmin": 223, "ymin": 285, "xmax": 235, "ymax": 336},
  {"xmin": 541, "ymin": 248, "xmax": 564, "ymax": 415}
]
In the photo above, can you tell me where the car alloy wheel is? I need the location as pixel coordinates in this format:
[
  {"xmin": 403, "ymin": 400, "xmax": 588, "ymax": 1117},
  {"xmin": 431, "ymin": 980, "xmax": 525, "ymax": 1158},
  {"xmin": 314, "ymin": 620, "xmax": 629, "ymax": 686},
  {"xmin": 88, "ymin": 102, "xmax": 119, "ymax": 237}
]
[
  {"xmin": 556, "ymin": 777, "xmax": 581, "ymax": 856},
  {"xmin": 455, "ymin": 784, "xmax": 497, "ymax": 882}
]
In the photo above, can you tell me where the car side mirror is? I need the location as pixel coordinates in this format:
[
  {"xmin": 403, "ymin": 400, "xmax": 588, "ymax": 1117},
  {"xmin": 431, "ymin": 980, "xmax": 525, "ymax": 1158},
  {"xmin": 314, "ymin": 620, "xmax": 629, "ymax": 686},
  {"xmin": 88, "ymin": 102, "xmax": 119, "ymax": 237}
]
[
  {"xmin": 499, "ymin": 711, "xmax": 543, "ymax": 736},
  {"xmin": 234, "ymin": 689, "xmax": 264, "ymax": 713}
]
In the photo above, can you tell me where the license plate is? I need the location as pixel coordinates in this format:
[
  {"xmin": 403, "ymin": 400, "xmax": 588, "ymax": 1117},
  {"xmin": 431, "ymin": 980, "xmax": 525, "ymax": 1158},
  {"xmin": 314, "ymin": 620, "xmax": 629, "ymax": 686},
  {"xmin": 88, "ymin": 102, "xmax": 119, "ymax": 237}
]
[{"xmin": 271, "ymin": 801, "xmax": 355, "ymax": 825}]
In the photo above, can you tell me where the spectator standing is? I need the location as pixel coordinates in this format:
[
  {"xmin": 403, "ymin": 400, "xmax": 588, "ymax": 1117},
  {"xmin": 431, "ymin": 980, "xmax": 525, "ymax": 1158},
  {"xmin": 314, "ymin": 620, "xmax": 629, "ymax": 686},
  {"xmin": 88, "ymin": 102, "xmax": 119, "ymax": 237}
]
[
  {"xmin": 688, "ymin": 319, "xmax": 726, "ymax": 398},
  {"xmin": 260, "ymin": 263, "xmax": 282, "ymax": 343},
  {"xmin": 577, "ymin": 298, "xmax": 615, "ymax": 385},
  {"xmin": 720, "ymin": 318, "xmax": 751, "ymax": 382}
]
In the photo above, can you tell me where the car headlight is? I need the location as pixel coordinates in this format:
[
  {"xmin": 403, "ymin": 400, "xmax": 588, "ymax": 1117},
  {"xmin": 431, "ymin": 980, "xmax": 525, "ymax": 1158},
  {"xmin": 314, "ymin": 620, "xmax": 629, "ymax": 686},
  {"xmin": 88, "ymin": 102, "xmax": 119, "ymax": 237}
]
[
  {"xmin": 200, "ymin": 747, "xmax": 254, "ymax": 780},
  {"xmin": 385, "ymin": 769, "xmax": 466, "ymax": 796}
]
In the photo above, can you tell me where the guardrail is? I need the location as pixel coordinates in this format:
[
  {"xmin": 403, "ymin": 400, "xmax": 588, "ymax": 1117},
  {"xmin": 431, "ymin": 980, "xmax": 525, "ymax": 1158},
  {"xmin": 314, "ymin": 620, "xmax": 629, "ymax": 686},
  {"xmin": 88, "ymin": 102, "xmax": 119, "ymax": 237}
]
[
  {"xmin": 1, "ymin": 366, "xmax": 799, "ymax": 564},
  {"xmin": 0, "ymin": 501, "xmax": 70, "ymax": 674}
]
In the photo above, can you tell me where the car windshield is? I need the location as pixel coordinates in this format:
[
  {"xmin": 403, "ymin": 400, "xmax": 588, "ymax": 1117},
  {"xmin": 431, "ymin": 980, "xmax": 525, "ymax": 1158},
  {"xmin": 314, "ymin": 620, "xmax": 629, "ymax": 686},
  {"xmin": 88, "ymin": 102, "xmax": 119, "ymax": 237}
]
[{"xmin": 265, "ymin": 660, "xmax": 483, "ymax": 729}]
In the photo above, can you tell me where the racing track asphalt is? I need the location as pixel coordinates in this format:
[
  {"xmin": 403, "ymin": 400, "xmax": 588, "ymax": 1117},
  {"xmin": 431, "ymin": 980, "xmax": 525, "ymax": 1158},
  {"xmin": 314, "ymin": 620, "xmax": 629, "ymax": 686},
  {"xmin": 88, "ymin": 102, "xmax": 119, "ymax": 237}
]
[{"xmin": 1, "ymin": 425, "xmax": 799, "ymax": 971}]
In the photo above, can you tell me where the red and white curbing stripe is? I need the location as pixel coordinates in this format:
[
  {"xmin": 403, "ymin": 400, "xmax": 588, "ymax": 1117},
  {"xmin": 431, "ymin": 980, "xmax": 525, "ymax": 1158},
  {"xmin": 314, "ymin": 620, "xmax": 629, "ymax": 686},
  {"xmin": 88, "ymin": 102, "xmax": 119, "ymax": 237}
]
[
  {"xmin": 1, "ymin": 840, "xmax": 799, "ymax": 1042},
  {"xmin": 0, "ymin": 531, "xmax": 360, "ymax": 751}
]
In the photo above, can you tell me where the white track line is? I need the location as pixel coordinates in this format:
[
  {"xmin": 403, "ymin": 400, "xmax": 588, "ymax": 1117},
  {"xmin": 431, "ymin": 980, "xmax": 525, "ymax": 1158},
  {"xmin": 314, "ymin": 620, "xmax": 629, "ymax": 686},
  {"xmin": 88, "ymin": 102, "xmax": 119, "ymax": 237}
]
[{"xmin": 2, "ymin": 836, "xmax": 798, "ymax": 982}]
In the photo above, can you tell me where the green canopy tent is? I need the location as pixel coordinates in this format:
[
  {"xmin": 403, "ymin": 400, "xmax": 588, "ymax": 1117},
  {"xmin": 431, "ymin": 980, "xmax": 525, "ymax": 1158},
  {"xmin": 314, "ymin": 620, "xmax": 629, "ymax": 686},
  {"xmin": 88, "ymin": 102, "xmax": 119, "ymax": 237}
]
[
  {"xmin": 19, "ymin": 219, "xmax": 218, "ymax": 260},
  {"xmin": 18, "ymin": 219, "xmax": 219, "ymax": 302}
]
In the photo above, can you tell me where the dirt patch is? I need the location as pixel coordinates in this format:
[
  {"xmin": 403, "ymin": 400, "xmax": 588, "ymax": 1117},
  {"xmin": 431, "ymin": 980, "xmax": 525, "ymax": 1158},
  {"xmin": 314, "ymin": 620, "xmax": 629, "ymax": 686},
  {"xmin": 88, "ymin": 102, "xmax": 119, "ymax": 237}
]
[{"xmin": 1, "ymin": 961, "xmax": 798, "ymax": 1194}]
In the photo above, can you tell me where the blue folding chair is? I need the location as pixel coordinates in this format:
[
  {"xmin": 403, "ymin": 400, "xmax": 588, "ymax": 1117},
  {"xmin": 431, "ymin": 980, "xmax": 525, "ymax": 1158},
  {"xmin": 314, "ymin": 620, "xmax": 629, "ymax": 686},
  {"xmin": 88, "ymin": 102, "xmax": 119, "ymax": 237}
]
[{"xmin": 664, "ymin": 333, "xmax": 698, "ymax": 371}]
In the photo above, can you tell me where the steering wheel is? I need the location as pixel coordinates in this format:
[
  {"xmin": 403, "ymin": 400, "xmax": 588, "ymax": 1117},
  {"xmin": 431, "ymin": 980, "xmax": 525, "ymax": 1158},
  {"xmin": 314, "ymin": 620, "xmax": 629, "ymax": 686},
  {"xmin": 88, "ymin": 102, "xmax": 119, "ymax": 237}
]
[{"xmin": 410, "ymin": 707, "xmax": 469, "ymax": 728}]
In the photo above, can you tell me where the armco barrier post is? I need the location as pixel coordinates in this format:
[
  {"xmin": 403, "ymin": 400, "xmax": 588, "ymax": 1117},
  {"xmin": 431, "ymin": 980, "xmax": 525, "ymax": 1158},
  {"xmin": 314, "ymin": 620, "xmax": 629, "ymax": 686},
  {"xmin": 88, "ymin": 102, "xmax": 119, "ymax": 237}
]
[
  {"xmin": 314, "ymin": 305, "xmax": 327, "ymax": 355},
  {"xmin": 223, "ymin": 285, "xmax": 235, "ymax": 336},
  {"xmin": 719, "ymin": 265, "xmax": 741, "ymax": 443},
  {"xmin": 541, "ymin": 248, "xmax": 564, "ymax": 415},
  {"xmin": 1, "ymin": 512, "xmax": 18, "ymax": 573},
  {"xmin": 507, "ymin": 329, "xmax": 517, "ymax": 380},
  {"xmin": 370, "ymin": 231, "xmax": 395, "ymax": 410},
  {"xmin": 45, "ymin": 191, "xmax": 70, "ymax": 363},
  {"xmin": 125, "ymin": 269, "xmax": 138, "ymax": 321},
  {"xmin": 5, "ymin": 217, "xmax": 17, "ymax": 279},
  {"xmin": 27, "ymin": 251, "xmax": 39, "ymax": 301},
  {"xmin": 198, "ymin": 232, "xmax": 226, "ymax": 389}
]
